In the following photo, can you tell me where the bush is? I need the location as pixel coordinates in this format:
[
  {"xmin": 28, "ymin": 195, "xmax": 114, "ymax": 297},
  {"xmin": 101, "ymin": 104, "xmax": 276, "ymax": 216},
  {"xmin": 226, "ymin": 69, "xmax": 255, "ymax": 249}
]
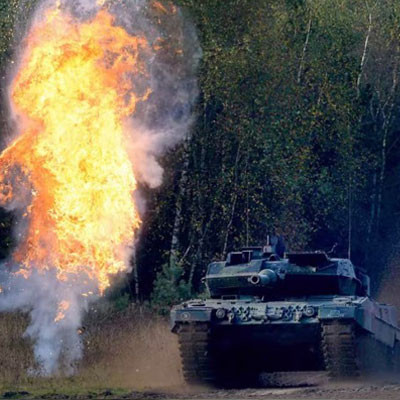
[{"xmin": 151, "ymin": 260, "xmax": 191, "ymax": 315}]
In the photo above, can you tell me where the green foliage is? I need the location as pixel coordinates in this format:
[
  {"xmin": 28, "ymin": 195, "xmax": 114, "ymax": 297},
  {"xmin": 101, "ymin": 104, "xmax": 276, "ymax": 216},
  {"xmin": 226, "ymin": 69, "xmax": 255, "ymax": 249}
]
[
  {"xmin": 111, "ymin": 293, "xmax": 130, "ymax": 312},
  {"xmin": 141, "ymin": 0, "xmax": 400, "ymax": 300},
  {"xmin": 0, "ymin": 0, "xmax": 38, "ymax": 69},
  {"xmin": 151, "ymin": 259, "xmax": 192, "ymax": 315}
]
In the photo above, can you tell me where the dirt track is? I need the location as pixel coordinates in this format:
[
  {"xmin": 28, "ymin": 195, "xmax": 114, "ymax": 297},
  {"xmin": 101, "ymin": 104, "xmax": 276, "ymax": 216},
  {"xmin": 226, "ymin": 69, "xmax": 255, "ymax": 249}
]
[
  {"xmin": 183, "ymin": 383, "xmax": 400, "ymax": 400},
  {"xmin": 5, "ymin": 383, "xmax": 400, "ymax": 400},
  {"xmin": 131, "ymin": 376, "xmax": 400, "ymax": 400},
  {"xmin": 4, "ymin": 374, "xmax": 400, "ymax": 400}
]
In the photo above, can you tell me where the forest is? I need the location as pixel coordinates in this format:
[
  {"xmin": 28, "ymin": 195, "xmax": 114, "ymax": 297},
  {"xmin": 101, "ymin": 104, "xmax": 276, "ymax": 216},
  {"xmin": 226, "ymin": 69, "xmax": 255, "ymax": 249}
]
[{"xmin": 1, "ymin": 0, "xmax": 400, "ymax": 311}]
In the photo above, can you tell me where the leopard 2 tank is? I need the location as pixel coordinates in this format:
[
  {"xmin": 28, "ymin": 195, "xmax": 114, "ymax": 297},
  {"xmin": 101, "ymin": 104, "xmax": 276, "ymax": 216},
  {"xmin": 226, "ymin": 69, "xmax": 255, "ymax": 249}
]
[{"xmin": 170, "ymin": 245, "xmax": 400, "ymax": 386}]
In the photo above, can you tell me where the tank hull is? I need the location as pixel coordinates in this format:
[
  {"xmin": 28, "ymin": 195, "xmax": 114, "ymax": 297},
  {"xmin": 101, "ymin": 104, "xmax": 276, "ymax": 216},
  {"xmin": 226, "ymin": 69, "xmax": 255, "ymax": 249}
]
[
  {"xmin": 171, "ymin": 295, "xmax": 400, "ymax": 385},
  {"xmin": 171, "ymin": 248, "xmax": 400, "ymax": 386}
]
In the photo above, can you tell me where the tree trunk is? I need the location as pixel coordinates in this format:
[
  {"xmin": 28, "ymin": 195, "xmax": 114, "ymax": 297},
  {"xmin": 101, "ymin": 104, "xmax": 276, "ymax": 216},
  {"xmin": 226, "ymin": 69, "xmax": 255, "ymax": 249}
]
[
  {"xmin": 356, "ymin": 8, "xmax": 372, "ymax": 97},
  {"xmin": 169, "ymin": 141, "xmax": 190, "ymax": 268},
  {"xmin": 297, "ymin": 16, "xmax": 312, "ymax": 85},
  {"xmin": 222, "ymin": 144, "xmax": 241, "ymax": 256}
]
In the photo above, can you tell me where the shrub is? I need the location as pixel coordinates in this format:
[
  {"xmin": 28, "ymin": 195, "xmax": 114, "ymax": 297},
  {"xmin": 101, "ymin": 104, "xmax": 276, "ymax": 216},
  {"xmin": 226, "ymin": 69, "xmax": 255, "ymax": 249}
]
[{"xmin": 151, "ymin": 260, "xmax": 191, "ymax": 315}]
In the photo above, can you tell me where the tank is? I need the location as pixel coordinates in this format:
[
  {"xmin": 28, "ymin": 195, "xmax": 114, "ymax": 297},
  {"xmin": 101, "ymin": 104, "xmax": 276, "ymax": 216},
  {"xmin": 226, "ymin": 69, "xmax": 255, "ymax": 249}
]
[{"xmin": 170, "ymin": 243, "xmax": 400, "ymax": 386}]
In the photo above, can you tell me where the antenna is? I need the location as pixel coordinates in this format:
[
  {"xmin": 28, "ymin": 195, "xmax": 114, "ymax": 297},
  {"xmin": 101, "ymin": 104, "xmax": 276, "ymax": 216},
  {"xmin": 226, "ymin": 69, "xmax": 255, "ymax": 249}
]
[
  {"xmin": 246, "ymin": 185, "xmax": 249, "ymax": 247},
  {"xmin": 245, "ymin": 144, "xmax": 250, "ymax": 247},
  {"xmin": 348, "ymin": 175, "xmax": 352, "ymax": 260}
]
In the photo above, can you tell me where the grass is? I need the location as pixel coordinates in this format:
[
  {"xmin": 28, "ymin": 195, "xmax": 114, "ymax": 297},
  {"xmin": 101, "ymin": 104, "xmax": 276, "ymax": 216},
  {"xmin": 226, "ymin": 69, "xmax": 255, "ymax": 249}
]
[
  {"xmin": 0, "ymin": 302, "xmax": 183, "ymax": 398},
  {"xmin": 0, "ymin": 383, "xmax": 130, "ymax": 399}
]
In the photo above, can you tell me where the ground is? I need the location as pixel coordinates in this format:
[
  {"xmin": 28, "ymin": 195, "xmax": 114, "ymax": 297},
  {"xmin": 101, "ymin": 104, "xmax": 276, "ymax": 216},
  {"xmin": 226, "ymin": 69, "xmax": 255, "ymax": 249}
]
[
  {"xmin": 3, "ymin": 312, "xmax": 400, "ymax": 399},
  {"xmin": 3, "ymin": 374, "xmax": 400, "ymax": 400}
]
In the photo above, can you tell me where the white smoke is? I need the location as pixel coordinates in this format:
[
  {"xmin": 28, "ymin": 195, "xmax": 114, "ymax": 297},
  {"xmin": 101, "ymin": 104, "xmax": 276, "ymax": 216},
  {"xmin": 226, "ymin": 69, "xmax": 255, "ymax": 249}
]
[
  {"xmin": 0, "ymin": 267, "xmax": 97, "ymax": 375},
  {"xmin": 0, "ymin": 0, "xmax": 200, "ymax": 375}
]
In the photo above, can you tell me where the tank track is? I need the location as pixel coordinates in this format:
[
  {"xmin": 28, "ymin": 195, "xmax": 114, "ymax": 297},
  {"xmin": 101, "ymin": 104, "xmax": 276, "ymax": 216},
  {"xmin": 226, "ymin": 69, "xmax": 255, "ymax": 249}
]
[
  {"xmin": 177, "ymin": 322, "xmax": 216, "ymax": 385},
  {"xmin": 321, "ymin": 320, "xmax": 360, "ymax": 378}
]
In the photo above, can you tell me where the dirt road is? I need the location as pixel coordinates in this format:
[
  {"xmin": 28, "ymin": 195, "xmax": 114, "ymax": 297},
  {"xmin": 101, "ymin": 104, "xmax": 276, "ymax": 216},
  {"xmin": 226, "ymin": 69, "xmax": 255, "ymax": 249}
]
[
  {"xmin": 7, "ymin": 383, "xmax": 400, "ymax": 400},
  {"xmin": 139, "ymin": 376, "xmax": 400, "ymax": 400},
  {"xmin": 93, "ymin": 383, "xmax": 400, "ymax": 400},
  {"xmin": 4, "ymin": 373, "xmax": 400, "ymax": 400},
  {"xmin": 177, "ymin": 383, "xmax": 400, "ymax": 400}
]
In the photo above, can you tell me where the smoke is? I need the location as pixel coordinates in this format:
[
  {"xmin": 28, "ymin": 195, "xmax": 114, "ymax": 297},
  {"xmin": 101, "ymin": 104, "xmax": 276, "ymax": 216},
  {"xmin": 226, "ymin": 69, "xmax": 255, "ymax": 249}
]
[
  {"xmin": 0, "ymin": 0, "xmax": 200, "ymax": 375},
  {"xmin": 0, "ymin": 267, "xmax": 97, "ymax": 375}
]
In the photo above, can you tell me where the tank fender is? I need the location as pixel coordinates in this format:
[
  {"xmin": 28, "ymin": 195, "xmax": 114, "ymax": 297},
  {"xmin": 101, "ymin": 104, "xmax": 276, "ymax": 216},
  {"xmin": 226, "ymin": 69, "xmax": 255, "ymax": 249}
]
[
  {"xmin": 170, "ymin": 307, "xmax": 212, "ymax": 332},
  {"xmin": 318, "ymin": 305, "xmax": 356, "ymax": 320},
  {"xmin": 319, "ymin": 299, "xmax": 398, "ymax": 348}
]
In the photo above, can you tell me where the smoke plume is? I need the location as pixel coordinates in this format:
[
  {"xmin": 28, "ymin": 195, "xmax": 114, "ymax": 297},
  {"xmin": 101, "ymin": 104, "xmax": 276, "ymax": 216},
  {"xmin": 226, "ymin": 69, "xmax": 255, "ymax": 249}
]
[{"xmin": 0, "ymin": 0, "xmax": 200, "ymax": 375}]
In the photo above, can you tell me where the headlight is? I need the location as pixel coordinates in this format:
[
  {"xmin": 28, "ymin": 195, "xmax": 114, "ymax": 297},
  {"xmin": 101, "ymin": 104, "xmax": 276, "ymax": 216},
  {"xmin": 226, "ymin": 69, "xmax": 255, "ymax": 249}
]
[
  {"xmin": 304, "ymin": 305, "xmax": 315, "ymax": 317},
  {"xmin": 215, "ymin": 308, "xmax": 226, "ymax": 319},
  {"xmin": 181, "ymin": 311, "xmax": 191, "ymax": 320}
]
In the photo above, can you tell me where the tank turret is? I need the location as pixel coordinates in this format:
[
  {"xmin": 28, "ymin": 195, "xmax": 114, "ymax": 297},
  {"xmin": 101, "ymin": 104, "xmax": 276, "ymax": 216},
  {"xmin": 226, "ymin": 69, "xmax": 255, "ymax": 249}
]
[{"xmin": 205, "ymin": 248, "xmax": 369, "ymax": 298}]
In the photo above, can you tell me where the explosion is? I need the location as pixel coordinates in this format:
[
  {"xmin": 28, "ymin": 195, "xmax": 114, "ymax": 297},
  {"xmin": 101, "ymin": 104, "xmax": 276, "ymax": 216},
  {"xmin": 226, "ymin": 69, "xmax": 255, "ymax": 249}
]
[
  {"xmin": 1, "ymin": 5, "xmax": 149, "ymax": 292},
  {"xmin": 0, "ymin": 0, "xmax": 200, "ymax": 374}
]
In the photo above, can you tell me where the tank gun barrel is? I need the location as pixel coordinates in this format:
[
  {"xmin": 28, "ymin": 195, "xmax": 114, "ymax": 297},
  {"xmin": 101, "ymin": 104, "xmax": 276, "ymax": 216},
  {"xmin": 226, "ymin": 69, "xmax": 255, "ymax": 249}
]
[{"xmin": 248, "ymin": 269, "xmax": 277, "ymax": 286}]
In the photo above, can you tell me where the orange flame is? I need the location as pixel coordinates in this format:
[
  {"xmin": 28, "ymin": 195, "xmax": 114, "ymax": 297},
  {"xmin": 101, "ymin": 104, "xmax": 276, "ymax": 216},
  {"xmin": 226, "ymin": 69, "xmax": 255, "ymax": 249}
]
[
  {"xmin": 153, "ymin": 1, "xmax": 169, "ymax": 14},
  {"xmin": 0, "ymin": 6, "xmax": 149, "ymax": 292},
  {"xmin": 54, "ymin": 300, "xmax": 70, "ymax": 322},
  {"xmin": 152, "ymin": 1, "xmax": 177, "ymax": 15}
]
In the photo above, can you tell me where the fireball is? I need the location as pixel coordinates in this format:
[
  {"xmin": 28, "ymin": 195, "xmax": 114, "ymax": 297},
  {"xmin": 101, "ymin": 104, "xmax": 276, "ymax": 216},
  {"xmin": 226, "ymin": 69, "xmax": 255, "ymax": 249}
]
[{"xmin": 0, "ymin": 4, "xmax": 149, "ymax": 293}]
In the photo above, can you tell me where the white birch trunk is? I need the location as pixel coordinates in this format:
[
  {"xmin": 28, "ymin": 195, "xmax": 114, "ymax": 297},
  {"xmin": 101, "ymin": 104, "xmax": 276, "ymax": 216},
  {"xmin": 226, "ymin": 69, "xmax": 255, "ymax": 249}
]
[
  {"xmin": 169, "ymin": 142, "xmax": 190, "ymax": 268},
  {"xmin": 297, "ymin": 16, "xmax": 312, "ymax": 85},
  {"xmin": 357, "ymin": 9, "xmax": 372, "ymax": 97}
]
